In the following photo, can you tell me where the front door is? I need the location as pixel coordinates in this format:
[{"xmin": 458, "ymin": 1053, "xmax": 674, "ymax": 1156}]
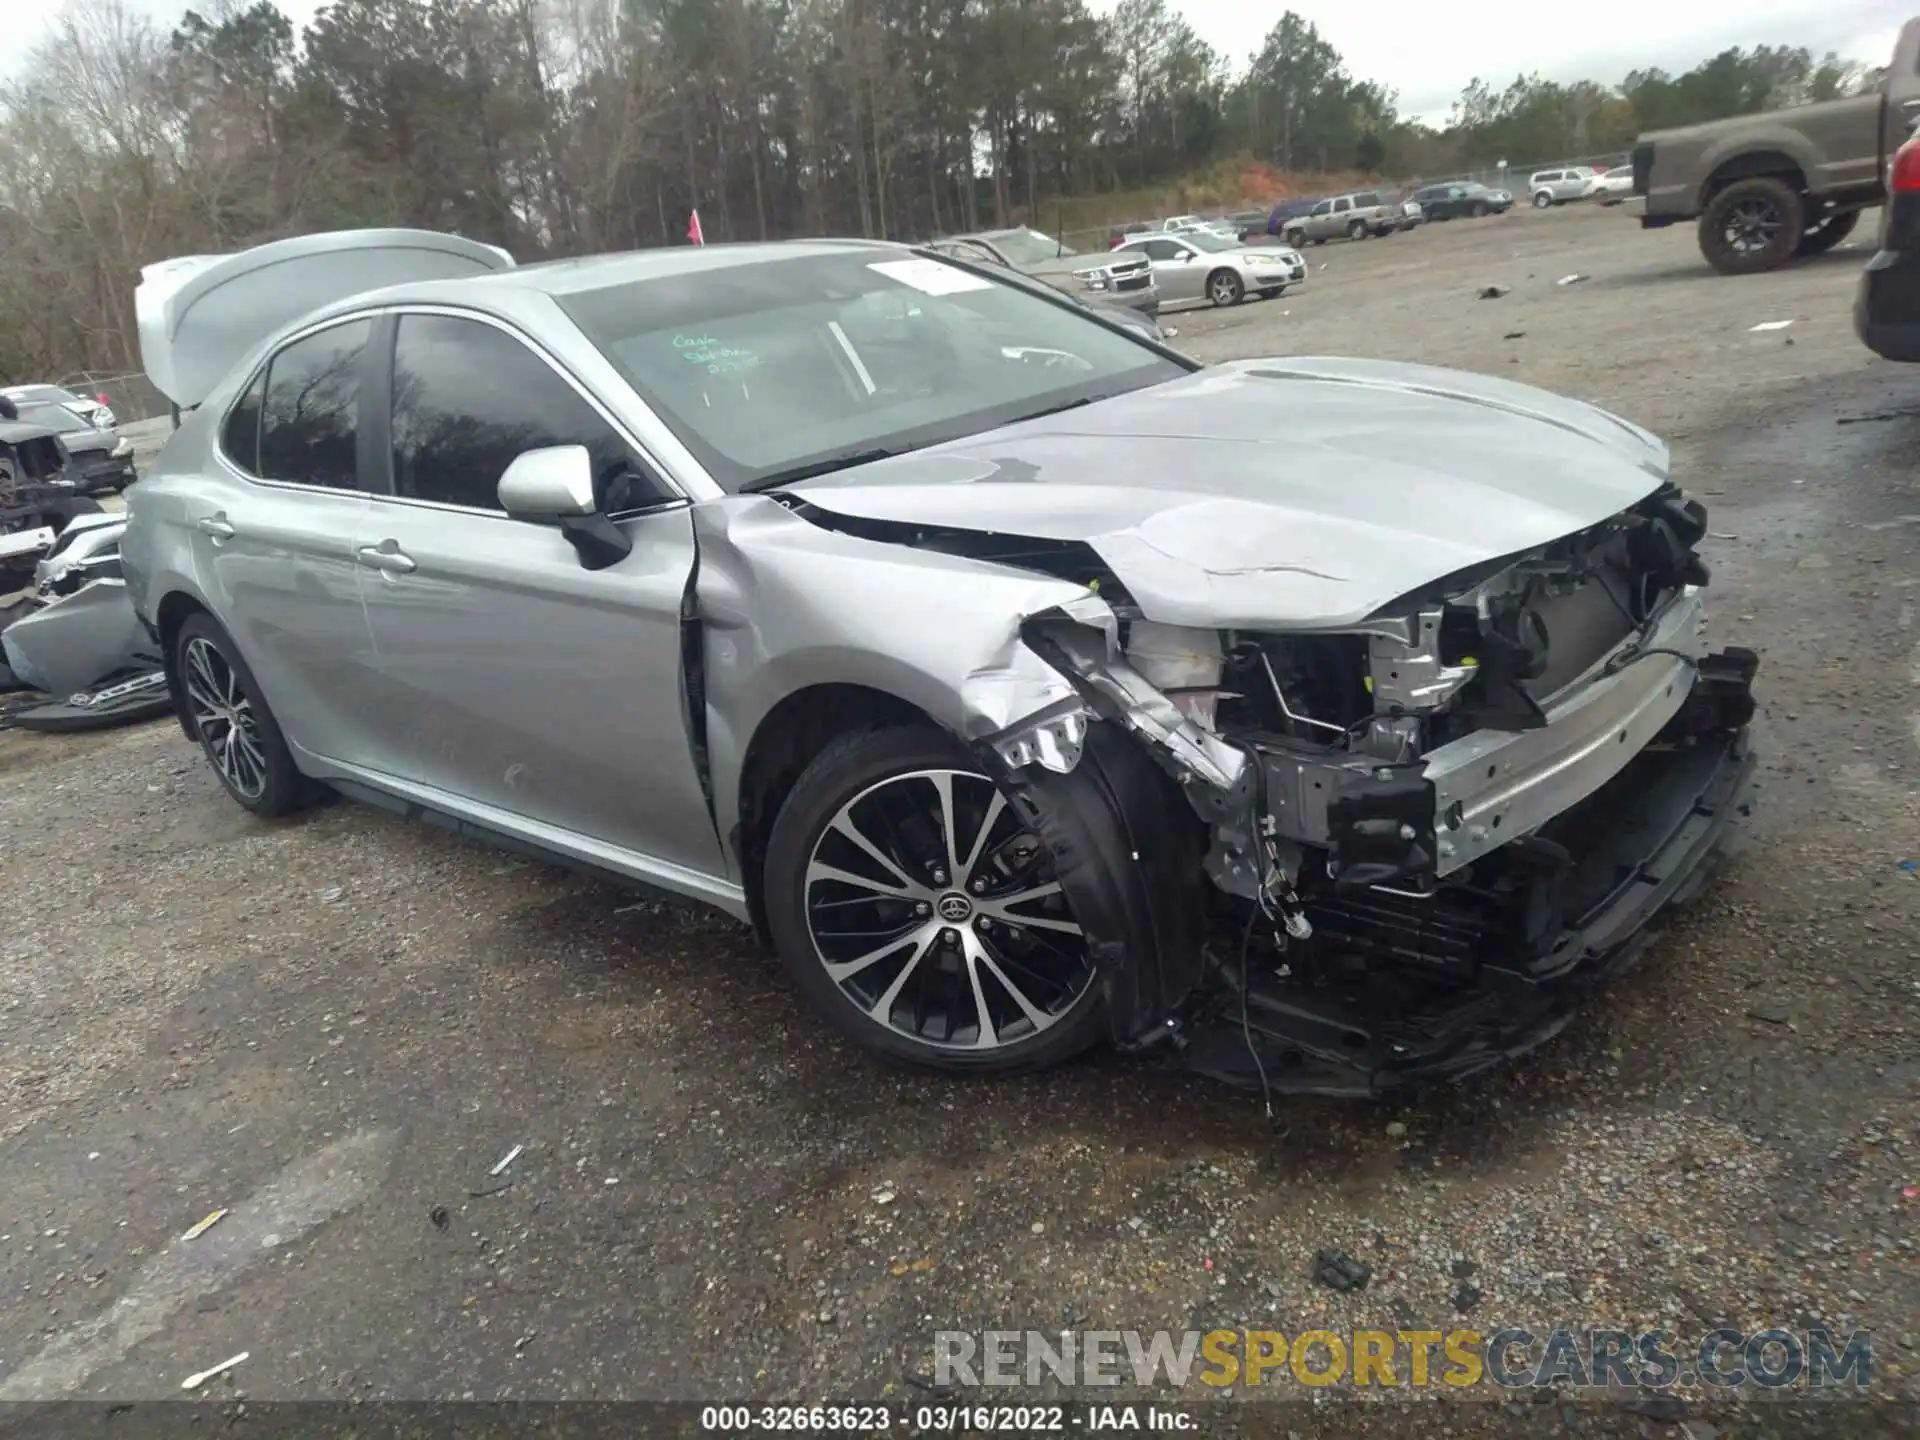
[
  {"xmin": 1134, "ymin": 238, "xmax": 1204, "ymax": 302},
  {"xmin": 195, "ymin": 317, "xmax": 386, "ymax": 770},
  {"xmin": 351, "ymin": 310, "xmax": 725, "ymax": 882}
]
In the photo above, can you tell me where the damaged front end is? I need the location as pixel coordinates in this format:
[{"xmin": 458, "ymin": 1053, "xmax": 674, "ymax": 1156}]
[{"xmin": 978, "ymin": 483, "xmax": 1757, "ymax": 1097}]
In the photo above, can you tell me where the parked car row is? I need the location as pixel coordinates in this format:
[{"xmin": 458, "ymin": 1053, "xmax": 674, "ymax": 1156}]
[{"xmin": 929, "ymin": 221, "xmax": 1301, "ymax": 314}]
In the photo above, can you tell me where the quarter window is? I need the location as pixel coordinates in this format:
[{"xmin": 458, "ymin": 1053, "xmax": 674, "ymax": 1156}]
[
  {"xmin": 258, "ymin": 319, "xmax": 372, "ymax": 490},
  {"xmin": 388, "ymin": 314, "xmax": 669, "ymax": 515},
  {"xmin": 221, "ymin": 367, "xmax": 265, "ymax": 474}
]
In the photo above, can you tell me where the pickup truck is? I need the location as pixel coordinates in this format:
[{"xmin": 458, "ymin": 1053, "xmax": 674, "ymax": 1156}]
[
  {"xmin": 1630, "ymin": 18, "xmax": 1920, "ymax": 274},
  {"xmin": 1277, "ymin": 190, "xmax": 1408, "ymax": 246}
]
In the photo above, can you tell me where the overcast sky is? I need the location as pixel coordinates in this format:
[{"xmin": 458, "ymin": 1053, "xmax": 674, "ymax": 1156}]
[{"xmin": 7, "ymin": 0, "xmax": 1913, "ymax": 123}]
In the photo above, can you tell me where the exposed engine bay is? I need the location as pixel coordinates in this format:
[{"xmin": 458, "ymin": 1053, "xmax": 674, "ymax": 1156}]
[{"xmin": 960, "ymin": 481, "xmax": 1759, "ymax": 1096}]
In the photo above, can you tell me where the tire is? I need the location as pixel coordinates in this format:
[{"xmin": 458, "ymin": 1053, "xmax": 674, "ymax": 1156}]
[
  {"xmin": 1699, "ymin": 176, "xmax": 1805, "ymax": 275},
  {"xmin": 1206, "ymin": 268, "xmax": 1245, "ymax": 307},
  {"xmin": 1471, "ymin": 201, "xmax": 1488, "ymax": 218},
  {"xmin": 174, "ymin": 613, "xmax": 308, "ymax": 817},
  {"xmin": 762, "ymin": 726, "xmax": 1105, "ymax": 1076},
  {"xmin": 1532, "ymin": 191, "xmax": 1553, "ymax": 208},
  {"xmin": 1795, "ymin": 209, "xmax": 1860, "ymax": 257},
  {"xmin": 1347, "ymin": 220, "xmax": 1368, "ymax": 241},
  {"xmin": 1284, "ymin": 229, "xmax": 1305, "ymax": 249},
  {"xmin": 1311, "ymin": 237, "xmax": 1327, "ymax": 246}
]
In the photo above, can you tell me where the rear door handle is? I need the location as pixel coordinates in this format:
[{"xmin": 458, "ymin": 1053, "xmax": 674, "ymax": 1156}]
[
  {"xmin": 356, "ymin": 543, "xmax": 416, "ymax": 575},
  {"xmin": 196, "ymin": 514, "xmax": 235, "ymax": 540}
]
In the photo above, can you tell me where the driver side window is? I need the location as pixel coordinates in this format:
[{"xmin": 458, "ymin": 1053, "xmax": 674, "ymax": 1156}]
[
  {"xmin": 1310, "ymin": 200, "xmax": 1332, "ymax": 217},
  {"xmin": 388, "ymin": 314, "xmax": 671, "ymax": 517},
  {"xmin": 1142, "ymin": 239, "xmax": 1183, "ymax": 261}
]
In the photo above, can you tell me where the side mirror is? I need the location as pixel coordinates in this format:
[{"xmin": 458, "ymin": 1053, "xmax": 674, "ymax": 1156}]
[
  {"xmin": 498, "ymin": 444, "xmax": 596, "ymax": 519},
  {"xmin": 497, "ymin": 443, "xmax": 632, "ymax": 572}
]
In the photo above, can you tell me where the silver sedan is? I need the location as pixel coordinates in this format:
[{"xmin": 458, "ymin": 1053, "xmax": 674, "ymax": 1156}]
[
  {"xmin": 120, "ymin": 229, "xmax": 1756, "ymax": 1093},
  {"xmin": 1114, "ymin": 230, "xmax": 1305, "ymax": 307}
]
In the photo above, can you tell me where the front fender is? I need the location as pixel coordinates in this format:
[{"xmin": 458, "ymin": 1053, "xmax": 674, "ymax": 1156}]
[{"xmin": 690, "ymin": 495, "xmax": 1099, "ymax": 842}]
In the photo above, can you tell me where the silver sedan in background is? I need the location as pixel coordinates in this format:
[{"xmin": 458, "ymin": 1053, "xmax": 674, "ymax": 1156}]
[{"xmin": 1112, "ymin": 230, "xmax": 1306, "ymax": 307}]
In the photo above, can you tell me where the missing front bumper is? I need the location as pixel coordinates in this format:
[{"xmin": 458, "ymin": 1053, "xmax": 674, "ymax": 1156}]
[{"xmin": 1176, "ymin": 726, "xmax": 1757, "ymax": 1098}]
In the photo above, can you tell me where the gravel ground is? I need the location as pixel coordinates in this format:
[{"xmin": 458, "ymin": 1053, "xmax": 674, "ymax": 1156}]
[{"xmin": 0, "ymin": 202, "xmax": 1916, "ymax": 1431}]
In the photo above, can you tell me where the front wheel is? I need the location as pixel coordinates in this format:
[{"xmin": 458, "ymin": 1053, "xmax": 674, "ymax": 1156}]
[
  {"xmin": 1284, "ymin": 229, "xmax": 1305, "ymax": 249},
  {"xmin": 1207, "ymin": 268, "xmax": 1245, "ymax": 306},
  {"xmin": 1347, "ymin": 220, "xmax": 1368, "ymax": 241},
  {"xmin": 762, "ymin": 727, "xmax": 1103, "ymax": 1076},
  {"xmin": 1470, "ymin": 202, "xmax": 1488, "ymax": 218},
  {"xmin": 1699, "ymin": 176, "xmax": 1804, "ymax": 275},
  {"xmin": 175, "ymin": 613, "xmax": 308, "ymax": 816}
]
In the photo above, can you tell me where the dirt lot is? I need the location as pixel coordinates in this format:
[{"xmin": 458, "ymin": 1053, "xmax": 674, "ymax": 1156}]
[{"xmin": 1, "ymin": 202, "xmax": 1916, "ymax": 1427}]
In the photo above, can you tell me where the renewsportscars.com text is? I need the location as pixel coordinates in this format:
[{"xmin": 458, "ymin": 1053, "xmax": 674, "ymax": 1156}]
[{"xmin": 933, "ymin": 1327, "xmax": 1874, "ymax": 1391}]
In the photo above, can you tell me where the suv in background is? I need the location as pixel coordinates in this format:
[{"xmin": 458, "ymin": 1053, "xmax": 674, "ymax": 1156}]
[
  {"xmin": 1529, "ymin": 168, "xmax": 1601, "ymax": 208},
  {"xmin": 1279, "ymin": 191, "xmax": 1403, "ymax": 245}
]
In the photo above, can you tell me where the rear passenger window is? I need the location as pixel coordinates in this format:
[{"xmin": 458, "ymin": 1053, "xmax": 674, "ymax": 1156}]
[
  {"xmin": 259, "ymin": 319, "xmax": 371, "ymax": 490},
  {"xmin": 388, "ymin": 314, "xmax": 670, "ymax": 515},
  {"xmin": 221, "ymin": 368, "xmax": 265, "ymax": 474}
]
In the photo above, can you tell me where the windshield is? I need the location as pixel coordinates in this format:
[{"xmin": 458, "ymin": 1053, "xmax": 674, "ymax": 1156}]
[
  {"xmin": 991, "ymin": 229, "xmax": 1077, "ymax": 265},
  {"xmin": 560, "ymin": 250, "xmax": 1186, "ymax": 493},
  {"xmin": 5, "ymin": 385, "xmax": 77, "ymax": 406},
  {"xmin": 16, "ymin": 403, "xmax": 88, "ymax": 433},
  {"xmin": 1181, "ymin": 231, "xmax": 1238, "ymax": 253}
]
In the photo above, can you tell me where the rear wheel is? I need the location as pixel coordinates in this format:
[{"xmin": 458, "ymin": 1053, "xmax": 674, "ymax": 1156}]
[
  {"xmin": 1699, "ymin": 176, "xmax": 1804, "ymax": 275},
  {"xmin": 1795, "ymin": 209, "xmax": 1860, "ymax": 257},
  {"xmin": 1207, "ymin": 268, "xmax": 1245, "ymax": 306},
  {"xmin": 1532, "ymin": 191, "xmax": 1553, "ymax": 209},
  {"xmin": 175, "ymin": 613, "xmax": 308, "ymax": 816},
  {"xmin": 1283, "ymin": 228, "xmax": 1305, "ymax": 249},
  {"xmin": 1347, "ymin": 220, "xmax": 1368, "ymax": 241},
  {"xmin": 762, "ymin": 727, "xmax": 1103, "ymax": 1076},
  {"xmin": 1470, "ymin": 201, "xmax": 1489, "ymax": 218}
]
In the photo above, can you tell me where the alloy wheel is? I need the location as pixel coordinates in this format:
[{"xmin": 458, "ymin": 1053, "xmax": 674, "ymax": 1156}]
[
  {"xmin": 1722, "ymin": 197, "xmax": 1783, "ymax": 256},
  {"xmin": 1209, "ymin": 273, "xmax": 1240, "ymax": 305},
  {"xmin": 182, "ymin": 635, "xmax": 269, "ymax": 801},
  {"xmin": 803, "ymin": 767, "xmax": 1093, "ymax": 1053}
]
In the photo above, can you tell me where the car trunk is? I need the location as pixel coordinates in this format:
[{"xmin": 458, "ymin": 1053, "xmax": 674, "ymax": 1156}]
[{"xmin": 136, "ymin": 229, "xmax": 517, "ymax": 412}]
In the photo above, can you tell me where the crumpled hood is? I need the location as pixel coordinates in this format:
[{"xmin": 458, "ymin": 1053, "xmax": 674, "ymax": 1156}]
[{"xmin": 787, "ymin": 356, "xmax": 1671, "ymax": 630}]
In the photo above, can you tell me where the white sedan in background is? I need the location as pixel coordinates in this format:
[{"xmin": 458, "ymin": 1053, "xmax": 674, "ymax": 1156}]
[
  {"xmin": 1592, "ymin": 165, "xmax": 1635, "ymax": 203},
  {"xmin": 1114, "ymin": 230, "xmax": 1306, "ymax": 307}
]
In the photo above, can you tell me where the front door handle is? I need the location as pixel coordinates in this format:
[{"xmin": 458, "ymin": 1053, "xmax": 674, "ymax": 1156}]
[
  {"xmin": 356, "ymin": 543, "xmax": 416, "ymax": 575},
  {"xmin": 196, "ymin": 514, "xmax": 235, "ymax": 540}
]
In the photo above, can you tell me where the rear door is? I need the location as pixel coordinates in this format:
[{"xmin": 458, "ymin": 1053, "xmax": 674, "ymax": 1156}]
[
  {"xmin": 196, "ymin": 316, "xmax": 386, "ymax": 768},
  {"xmin": 351, "ymin": 308, "xmax": 726, "ymax": 880}
]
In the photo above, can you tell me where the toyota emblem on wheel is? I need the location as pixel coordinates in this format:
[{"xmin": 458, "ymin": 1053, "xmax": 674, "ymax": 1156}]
[{"xmin": 936, "ymin": 892, "xmax": 973, "ymax": 922}]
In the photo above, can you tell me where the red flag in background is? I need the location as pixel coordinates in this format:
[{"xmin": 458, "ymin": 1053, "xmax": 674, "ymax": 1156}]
[{"xmin": 687, "ymin": 208, "xmax": 705, "ymax": 245}]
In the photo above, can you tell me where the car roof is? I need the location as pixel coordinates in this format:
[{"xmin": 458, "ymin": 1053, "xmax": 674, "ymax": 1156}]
[
  {"xmin": 296, "ymin": 238, "xmax": 922, "ymax": 326},
  {"xmin": 1, "ymin": 384, "xmax": 74, "ymax": 399}
]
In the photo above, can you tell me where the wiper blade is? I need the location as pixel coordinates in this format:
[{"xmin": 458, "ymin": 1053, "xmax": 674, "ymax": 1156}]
[
  {"xmin": 739, "ymin": 447, "xmax": 902, "ymax": 492},
  {"xmin": 1011, "ymin": 395, "xmax": 1094, "ymax": 424}
]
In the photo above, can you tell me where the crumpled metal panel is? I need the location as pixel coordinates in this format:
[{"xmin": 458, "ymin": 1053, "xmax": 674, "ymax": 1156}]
[
  {"xmin": 691, "ymin": 497, "xmax": 1104, "ymax": 850},
  {"xmin": 1, "ymin": 579, "xmax": 159, "ymax": 698},
  {"xmin": 783, "ymin": 357, "xmax": 1672, "ymax": 630}
]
